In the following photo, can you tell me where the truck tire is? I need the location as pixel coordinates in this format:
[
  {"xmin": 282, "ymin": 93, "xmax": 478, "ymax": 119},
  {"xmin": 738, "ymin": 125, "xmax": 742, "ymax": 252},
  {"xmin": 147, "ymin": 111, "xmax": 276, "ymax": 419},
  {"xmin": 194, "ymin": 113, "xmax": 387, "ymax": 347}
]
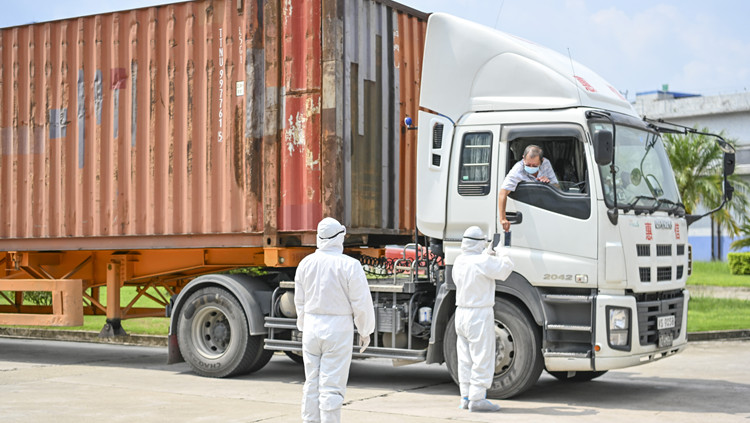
[
  {"xmin": 548, "ymin": 370, "xmax": 608, "ymax": 382},
  {"xmin": 444, "ymin": 298, "xmax": 544, "ymax": 399},
  {"xmin": 177, "ymin": 286, "xmax": 272, "ymax": 378}
]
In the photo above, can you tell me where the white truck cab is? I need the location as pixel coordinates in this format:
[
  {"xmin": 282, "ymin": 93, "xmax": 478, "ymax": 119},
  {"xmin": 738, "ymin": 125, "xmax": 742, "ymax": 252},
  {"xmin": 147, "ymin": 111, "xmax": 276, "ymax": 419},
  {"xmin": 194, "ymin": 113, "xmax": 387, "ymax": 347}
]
[{"xmin": 416, "ymin": 13, "xmax": 697, "ymax": 395}]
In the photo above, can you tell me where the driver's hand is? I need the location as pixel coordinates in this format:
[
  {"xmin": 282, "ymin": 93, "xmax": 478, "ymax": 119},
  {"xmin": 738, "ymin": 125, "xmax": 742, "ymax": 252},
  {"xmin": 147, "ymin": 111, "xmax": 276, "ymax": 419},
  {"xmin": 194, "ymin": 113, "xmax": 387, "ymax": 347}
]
[
  {"xmin": 501, "ymin": 219, "xmax": 510, "ymax": 232},
  {"xmin": 537, "ymin": 175, "xmax": 550, "ymax": 183}
]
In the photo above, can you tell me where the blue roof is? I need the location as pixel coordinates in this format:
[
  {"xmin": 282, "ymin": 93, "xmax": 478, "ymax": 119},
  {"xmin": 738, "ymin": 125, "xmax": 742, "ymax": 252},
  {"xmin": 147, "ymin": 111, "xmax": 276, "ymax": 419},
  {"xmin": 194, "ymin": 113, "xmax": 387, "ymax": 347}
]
[{"xmin": 635, "ymin": 90, "xmax": 701, "ymax": 99}]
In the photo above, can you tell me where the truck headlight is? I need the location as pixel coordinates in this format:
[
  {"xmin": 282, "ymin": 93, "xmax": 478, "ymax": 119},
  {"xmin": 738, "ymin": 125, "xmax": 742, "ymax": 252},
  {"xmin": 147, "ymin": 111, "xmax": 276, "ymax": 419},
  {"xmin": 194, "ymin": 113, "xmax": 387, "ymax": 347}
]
[{"xmin": 607, "ymin": 307, "xmax": 631, "ymax": 351}]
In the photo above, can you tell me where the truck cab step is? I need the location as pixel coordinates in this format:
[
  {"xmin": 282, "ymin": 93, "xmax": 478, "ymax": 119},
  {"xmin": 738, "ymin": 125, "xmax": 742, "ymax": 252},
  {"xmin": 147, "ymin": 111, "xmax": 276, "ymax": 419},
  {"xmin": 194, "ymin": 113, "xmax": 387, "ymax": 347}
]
[{"xmin": 545, "ymin": 324, "xmax": 592, "ymax": 332}]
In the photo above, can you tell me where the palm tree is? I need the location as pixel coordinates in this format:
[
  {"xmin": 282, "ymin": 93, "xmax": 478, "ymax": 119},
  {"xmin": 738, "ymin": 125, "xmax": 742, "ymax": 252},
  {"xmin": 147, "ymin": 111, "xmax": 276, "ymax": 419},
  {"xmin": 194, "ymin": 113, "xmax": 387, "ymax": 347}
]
[
  {"xmin": 730, "ymin": 222, "xmax": 750, "ymax": 250},
  {"xmin": 662, "ymin": 129, "xmax": 749, "ymax": 240}
]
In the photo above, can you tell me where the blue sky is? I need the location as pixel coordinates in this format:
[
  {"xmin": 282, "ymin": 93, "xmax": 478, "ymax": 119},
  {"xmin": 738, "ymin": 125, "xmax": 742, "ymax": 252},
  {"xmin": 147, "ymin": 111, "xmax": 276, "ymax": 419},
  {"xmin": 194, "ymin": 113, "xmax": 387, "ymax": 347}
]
[{"xmin": 2, "ymin": 0, "xmax": 749, "ymax": 101}]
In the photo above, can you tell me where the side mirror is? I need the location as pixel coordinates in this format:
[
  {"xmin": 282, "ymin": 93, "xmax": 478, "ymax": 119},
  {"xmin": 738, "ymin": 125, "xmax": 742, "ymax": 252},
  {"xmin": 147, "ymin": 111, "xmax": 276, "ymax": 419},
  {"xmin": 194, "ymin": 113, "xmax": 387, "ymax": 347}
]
[
  {"xmin": 724, "ymin": 152, "xmax": 735, "ymax": 176},
  {"xmin": 725, "ymin": 180, "xmax": 735, "ymax": 202},
  {"xmin": 593, "ymin": 130, "xmax": 613, "ymax": 166}
]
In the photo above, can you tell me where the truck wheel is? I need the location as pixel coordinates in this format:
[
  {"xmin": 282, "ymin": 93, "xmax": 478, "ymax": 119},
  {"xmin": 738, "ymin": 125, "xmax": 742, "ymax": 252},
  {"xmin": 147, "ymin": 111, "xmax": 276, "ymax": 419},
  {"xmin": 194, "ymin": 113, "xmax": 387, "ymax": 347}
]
[
  {"xmin": 444, "ymin": 298, "xmax": 544, "ymax": 399},
  {"xmin": 177, "ymin": 286, "xmax": 272, "ymax": 378},
  {"xmin": 548, "ymin": 370, "xmax": 608, "ymax": 382}
]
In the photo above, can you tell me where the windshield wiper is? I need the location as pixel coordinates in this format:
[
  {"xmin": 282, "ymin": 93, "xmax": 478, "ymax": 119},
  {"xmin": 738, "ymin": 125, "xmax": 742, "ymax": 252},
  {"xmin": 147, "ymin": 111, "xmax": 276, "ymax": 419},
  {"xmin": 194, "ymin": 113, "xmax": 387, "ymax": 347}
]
[
  {"xmin": 656, "ymin": 198, "xmax": 686, "ymax": 217},
  {"xmin": 620, "ymin": 195, "xmax": 658, "ymax": 215}
]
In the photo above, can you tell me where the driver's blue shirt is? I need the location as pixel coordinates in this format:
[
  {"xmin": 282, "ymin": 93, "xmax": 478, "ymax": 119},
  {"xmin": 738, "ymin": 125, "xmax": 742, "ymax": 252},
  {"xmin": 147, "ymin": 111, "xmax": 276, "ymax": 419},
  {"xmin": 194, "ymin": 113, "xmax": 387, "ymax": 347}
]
[{"xmin": 500, "ymin": 159, "xmax": 558, "ymax": 192}]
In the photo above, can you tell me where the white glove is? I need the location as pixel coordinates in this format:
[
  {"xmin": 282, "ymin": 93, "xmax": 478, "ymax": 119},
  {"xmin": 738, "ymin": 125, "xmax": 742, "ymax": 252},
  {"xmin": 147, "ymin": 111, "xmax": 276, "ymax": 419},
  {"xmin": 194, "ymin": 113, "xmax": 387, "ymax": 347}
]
[
  {"xmin": 483, "ymin": 243, "xmax": 496, "ymax": 256},
  {"xmin": 358, "ymin": 334, "xmax": 371, "ymax": 353}
]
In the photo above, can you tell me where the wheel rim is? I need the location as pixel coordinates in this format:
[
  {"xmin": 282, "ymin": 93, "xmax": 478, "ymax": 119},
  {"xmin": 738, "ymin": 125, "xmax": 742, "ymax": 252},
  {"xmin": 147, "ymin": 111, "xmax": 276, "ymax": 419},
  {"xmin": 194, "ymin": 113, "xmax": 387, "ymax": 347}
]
[
  {"xmin": 494, "ymin": 319, "xmax": 515, "ymax": 375},
  {"xmin": 191, "ymin": 306, "xmax": 232, "ymax": 359}
]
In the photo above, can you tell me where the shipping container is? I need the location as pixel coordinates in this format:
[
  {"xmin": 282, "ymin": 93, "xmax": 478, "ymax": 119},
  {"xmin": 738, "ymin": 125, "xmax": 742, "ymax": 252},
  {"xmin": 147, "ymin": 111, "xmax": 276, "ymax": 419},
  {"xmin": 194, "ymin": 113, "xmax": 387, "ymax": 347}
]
[
  {"xmin": 0, "ymin": 0, "xmax": 427, "ymax": 251},
  {"xmin": 0, "ymin": 0, "xmax": 427, "ymax": 328}
]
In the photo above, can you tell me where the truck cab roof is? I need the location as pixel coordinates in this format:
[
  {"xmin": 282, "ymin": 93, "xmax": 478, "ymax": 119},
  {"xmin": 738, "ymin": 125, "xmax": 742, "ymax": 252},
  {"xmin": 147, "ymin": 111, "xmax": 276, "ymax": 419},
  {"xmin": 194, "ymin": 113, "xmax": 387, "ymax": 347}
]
[{"xmin": 420, "ymin": 13, "xmax": 637, "ymax": 122}]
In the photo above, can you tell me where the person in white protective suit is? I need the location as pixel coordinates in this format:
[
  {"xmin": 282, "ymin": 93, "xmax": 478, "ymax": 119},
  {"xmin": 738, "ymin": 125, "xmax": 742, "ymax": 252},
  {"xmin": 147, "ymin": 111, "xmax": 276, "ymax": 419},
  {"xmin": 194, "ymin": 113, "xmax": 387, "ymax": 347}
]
[
  {"xmin": 452, "ymin": 226, "xmax": 514, "ymax": 412},
  {"xmin": 294, "ymin": 217, "xmax": 376, "ymax": 423}
]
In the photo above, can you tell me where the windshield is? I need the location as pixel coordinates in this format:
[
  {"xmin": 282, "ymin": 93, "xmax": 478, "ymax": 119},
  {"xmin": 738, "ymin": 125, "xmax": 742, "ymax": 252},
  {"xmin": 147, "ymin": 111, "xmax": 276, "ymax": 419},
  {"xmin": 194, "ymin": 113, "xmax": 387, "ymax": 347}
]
[{"xmin": 591, "ymin": 123, "xmax": 683, "ymax": 214}]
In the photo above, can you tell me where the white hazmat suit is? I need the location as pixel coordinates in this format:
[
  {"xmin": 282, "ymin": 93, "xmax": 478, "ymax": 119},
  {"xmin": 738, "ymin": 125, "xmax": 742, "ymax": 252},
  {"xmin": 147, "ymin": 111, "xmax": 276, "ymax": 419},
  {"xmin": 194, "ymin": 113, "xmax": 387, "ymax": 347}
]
[
  {"xmin": 295, "ymin": 217, "xmax": 376, "ymax": 423},
  {"xmin": 452, "ymin": 226, "xmax": 514, "ymax": 412}
]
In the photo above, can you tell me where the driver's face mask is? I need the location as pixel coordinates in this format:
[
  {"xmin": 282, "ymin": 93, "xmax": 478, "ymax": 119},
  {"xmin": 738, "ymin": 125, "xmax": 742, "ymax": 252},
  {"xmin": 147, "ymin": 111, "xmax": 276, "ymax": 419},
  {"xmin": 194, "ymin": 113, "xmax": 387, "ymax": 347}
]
[{"xmin": 523, "ymin": 158, "xmax": 540, "ymax": 175}]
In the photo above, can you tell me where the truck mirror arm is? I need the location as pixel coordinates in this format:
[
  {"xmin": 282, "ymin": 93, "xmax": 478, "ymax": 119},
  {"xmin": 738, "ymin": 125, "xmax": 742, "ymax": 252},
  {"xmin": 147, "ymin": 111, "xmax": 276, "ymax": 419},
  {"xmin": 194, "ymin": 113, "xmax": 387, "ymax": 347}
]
[
  {"xmin": 643, "ymin": 117, "xmax": 736, "ymax": 225},
  {"xmin": 643, "ymin": 117, "xmax": 736, "ymax": 154},
  {"xmin": 685, "ymin": 196, "xmax": 730, "ymax": 226}
]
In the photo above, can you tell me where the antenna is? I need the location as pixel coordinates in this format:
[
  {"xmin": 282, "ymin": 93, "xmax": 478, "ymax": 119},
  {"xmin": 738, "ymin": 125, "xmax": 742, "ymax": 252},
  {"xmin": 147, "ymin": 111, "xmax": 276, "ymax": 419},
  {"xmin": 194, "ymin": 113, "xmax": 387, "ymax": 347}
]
[
  {"xmin": 494, "ymin": 0, "xmax": 505, "ymax": 29},
  {"xmin": 567, "ymin": 48, "xmax": 583, "ymax": 105}
]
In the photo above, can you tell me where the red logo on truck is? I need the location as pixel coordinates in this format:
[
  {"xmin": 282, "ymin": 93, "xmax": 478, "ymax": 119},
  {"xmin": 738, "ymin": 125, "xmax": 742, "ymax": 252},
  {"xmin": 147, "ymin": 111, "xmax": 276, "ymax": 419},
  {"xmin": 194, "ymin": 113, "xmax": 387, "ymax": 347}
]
[
  {"xmin": 675, "ymin": 223, "xmax": 680, "ymax": 240},
  {"xmin": 574, "ymin": 76, "xmax": 597, "ymax": 93},
  {"xmin": 607, "ymin": 85, "xmax": 627, "ymax": 101},
  {"xmin": 645, "ymin": 222, "xmax": 653, "ymax": 241}
]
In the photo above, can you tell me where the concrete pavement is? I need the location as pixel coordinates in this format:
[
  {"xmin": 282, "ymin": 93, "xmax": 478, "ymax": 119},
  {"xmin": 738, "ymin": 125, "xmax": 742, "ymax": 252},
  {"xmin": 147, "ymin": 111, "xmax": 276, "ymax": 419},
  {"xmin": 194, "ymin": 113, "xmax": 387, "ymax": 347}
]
[{"xmin": 1, "ymin": 338, "xmax": 749, "ymax": 422}]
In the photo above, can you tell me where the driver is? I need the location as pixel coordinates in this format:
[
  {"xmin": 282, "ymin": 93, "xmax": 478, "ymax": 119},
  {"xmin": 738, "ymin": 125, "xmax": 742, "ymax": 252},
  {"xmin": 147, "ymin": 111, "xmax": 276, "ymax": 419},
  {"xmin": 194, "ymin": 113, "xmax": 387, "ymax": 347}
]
[{"xmin": 498, "ymin": 145, "xmax": 559, "ymax": 231}]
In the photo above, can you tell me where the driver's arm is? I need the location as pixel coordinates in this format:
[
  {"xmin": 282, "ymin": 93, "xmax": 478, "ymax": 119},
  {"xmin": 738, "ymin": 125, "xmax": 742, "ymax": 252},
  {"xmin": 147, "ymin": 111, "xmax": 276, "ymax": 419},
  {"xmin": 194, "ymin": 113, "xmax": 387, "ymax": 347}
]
[{"xmin": 498, "ymin": 189, "xmax": 511, "ymax": 232}]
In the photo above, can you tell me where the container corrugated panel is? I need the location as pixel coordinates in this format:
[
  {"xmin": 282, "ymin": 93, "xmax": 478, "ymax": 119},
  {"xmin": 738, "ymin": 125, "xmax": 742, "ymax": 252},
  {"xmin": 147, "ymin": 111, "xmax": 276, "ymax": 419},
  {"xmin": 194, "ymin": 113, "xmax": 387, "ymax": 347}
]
[{"xmin": 0, "ymin": 0, "xmax": 426, "ymax": 250}]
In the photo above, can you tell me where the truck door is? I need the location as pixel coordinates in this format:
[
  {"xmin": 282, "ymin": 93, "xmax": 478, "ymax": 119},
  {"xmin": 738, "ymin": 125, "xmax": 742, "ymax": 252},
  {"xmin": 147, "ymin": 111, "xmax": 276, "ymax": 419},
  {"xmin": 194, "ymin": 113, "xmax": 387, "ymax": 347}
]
[
  {"xmin": 501, "ymin": 124, "xmax": 598, "ymax": 287},
  {"xmin": 445, "ymin": 125, "xmax": 502, "ymax": 239}
]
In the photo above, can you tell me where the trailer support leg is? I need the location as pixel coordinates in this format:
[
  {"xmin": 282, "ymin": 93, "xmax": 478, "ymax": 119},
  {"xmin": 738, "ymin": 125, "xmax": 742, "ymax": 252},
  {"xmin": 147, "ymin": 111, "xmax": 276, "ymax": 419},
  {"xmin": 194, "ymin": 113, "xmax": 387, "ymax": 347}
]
[
  {"xmin": 99, "ymin": 259, "xmax": 128, "ymax": 337},
  {"xmin": 99, "ymin": 317, "xmax": 127, "ymax": 337}
]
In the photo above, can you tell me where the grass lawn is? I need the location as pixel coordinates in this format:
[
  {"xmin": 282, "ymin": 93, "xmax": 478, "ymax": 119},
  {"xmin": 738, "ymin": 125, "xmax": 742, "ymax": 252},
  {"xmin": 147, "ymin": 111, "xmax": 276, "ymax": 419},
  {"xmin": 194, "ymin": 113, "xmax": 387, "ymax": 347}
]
[
  {"xmin": 687, "ymin": 261, "xmax": 750, "ymax": 287},
  {"xmin": 687, "ymin": 296, "xmax": 750, "ymax": 332},
  {"xmin": 42, "ymin": 315, "xmax": 171, "ymax": 335},
  {"xmin": 686, "ymin": 261, "xmax": 750, "ymax": 331}
]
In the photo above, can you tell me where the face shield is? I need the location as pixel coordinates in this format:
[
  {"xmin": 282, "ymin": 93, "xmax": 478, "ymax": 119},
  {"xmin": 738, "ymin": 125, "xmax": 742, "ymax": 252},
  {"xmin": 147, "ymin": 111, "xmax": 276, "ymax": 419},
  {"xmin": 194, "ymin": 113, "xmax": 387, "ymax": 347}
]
[
  {"xmin": 461, "ymin": 226, "xmax": 488, "ymax": 254},
  {"xmin": 317, "ymin": 217, "xmax": 346, "ymax": 251}
]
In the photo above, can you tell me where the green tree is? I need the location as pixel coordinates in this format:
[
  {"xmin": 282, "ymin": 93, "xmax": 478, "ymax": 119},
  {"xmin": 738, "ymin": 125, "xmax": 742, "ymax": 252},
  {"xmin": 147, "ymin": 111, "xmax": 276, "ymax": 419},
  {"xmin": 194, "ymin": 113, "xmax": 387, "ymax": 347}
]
[
  {"xmin": 730, "ymin": 222, "xmax": 750, "ymax": 250},
  {"xmin": 662, "ymin": 129, "xmax": 749, "ymax": 237}
]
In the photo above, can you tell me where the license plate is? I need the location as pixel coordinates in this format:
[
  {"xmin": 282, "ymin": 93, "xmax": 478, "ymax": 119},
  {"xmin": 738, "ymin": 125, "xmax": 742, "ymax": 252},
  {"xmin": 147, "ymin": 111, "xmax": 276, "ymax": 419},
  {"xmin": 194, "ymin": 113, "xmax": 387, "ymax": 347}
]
[
  {"xmin": 657, "ymin": 315, "xmax": 675, "ymax": 330},
  {"xmin": 658, "ymin": 331, "xmax": 673, "ymax": 348}
]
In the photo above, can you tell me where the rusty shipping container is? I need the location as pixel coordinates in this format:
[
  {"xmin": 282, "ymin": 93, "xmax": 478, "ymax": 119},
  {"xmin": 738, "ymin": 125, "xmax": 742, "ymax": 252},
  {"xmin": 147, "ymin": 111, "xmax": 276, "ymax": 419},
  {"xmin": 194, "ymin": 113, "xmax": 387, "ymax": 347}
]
[{"xmin": 0, "ymin": 0, "xmax": 427, "ymax": 251}]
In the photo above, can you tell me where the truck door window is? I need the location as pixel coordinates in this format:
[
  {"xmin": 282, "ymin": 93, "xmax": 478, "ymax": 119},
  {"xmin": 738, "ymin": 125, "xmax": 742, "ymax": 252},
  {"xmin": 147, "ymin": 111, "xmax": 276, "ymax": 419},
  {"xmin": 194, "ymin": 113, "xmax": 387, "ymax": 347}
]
[
  {"xmin": 458, "ymin": 132, "xmax": 493, "ymax": 196},
  {"xmin": 507, "ymin": 135, "xmax": 591, "ymax": 220}
]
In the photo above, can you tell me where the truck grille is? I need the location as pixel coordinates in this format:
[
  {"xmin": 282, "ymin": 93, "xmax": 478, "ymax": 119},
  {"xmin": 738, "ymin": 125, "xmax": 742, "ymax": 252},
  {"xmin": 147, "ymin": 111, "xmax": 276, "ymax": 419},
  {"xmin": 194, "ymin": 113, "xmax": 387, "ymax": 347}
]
[
  {"xmin": 636, "ymin": 244, "xmax": 651, "ymax": 257},
  {"xmin": 635, "ymin": 244, "xmax": 685, "ymax": 257},
  {"xmin": 635, "ymin": 290, "xmax": 684, "ymax": 346},
  {"xmin": 656, "ymin": 266, "xmax": 672, "ymax": 281},
  {"xmin": 656, "ymin": 245, "xmax": 672, "ymax": 256},
  {"xmin": 639, "ymin": 267, "xmax": 651, "ymax": 282}
]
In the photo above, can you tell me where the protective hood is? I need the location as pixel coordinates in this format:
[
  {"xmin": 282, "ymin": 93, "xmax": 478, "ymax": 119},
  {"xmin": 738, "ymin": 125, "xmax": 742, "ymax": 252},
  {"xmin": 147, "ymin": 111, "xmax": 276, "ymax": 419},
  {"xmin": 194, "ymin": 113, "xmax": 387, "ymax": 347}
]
[
  {"xmin": 461, "ymin": 226, "xmax": 487, "ymax": 255},
  {"xmin": 316, "ymin": 217, "xmax": 346, "ymax": 253}
]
